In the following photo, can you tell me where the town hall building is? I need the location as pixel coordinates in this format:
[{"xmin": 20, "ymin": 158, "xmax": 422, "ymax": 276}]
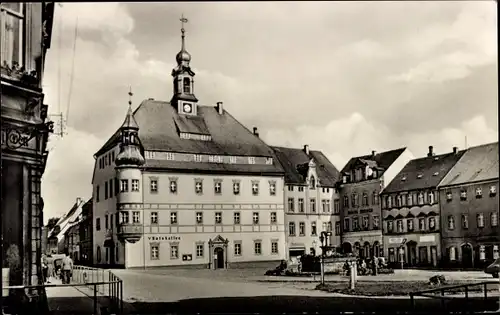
[{"xmin": 91, "ymin": 21, "xmax": 289, "ymax": 269}]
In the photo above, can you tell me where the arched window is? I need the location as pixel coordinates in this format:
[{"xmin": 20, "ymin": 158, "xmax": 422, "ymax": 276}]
[
  {"xmin": 479, "ymin": 245, "xmax": 486, "ymax": 260},
  {"xmin": 343, "ymin": 195, "xmax": 349, "ymax": 208},
  {"xmin": 362, "ymin": 192, "xmax": 368, "ymax": 206},
  {"xmin": 183, "ymin": 77, "xmax": 191, "ymax": 93},
  {"xmin": 96, "ymin": 246, "xmax": 102, "ymax": 262},
  {"xmin": 417, "ymin": 192, "xmax": 424, "ymax": 205},
  {"xmin": 310, "ymin": 176, "xmax": 316, "ymax": 189}
]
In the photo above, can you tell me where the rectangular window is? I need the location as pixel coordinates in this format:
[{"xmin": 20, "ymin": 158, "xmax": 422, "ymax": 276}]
[
  {"xmin": 120, "ymin": 211, "xmax": 129, "ymax": 224},
  {"xmin": 270, "ymin": 212, "xmax": 277, "ymax": 224},
  {"xmin": 298, "ymin": 186, "xmax": 304, "ymax": 192},
  {"xmin": 310, "ymin": 198, "xmax": 316, "ymax": 212},
  {"xmin": 234, "ymin": 242, "xmax": 242, "ymax": 256},
  {"xmin": 288, "ymin": 185, "xmax": 293, "ymax": 191},
  {"xmin": 170, "ymin": 212, "xmax": 178, "ymax": 225},
  {"xmin": 150, "ymin": 244, "xmax": 159, "ymax": 260},
  {"xmin": 96, "ymin": 185, "xmax": 100, "ymax": 202},
  {"xmin": 96, "ymin": 218, "xmax": 101, "ymax": 231},
  {"xmin": 252, "ymin": 212, "xmax": 259, "ymax": 224},
  {"xmin": 151, "ymin": 212, "xmax": 158, "ymax": 225},
  {"xmin": 233, "ymin": 182, "xmax": 240, "ymax": 195},
  {"xmin": 298, "ymin": 198, "xmax": 304, "ymax": 212},
  {"xmin": 335, "ymin": 221, "xmax": 341, "ymax": 235},
  {"xmin": 322, "ymin": 199, "xmax": 331, "ymax": 212},
  {"xmin": 196, "ymin": 212, "xmax": 203, "ymax": 224},
  {"xmin": 169, "ymin": 179, "xmax": 177, "ymax": 193},
  {"xmin": 131, "ymin": 179, "xmax": 140, "ymax": 192},
  {"xmin": 105, "ymin": 215, "xmax": 109, "ymax": 229},
  {"xmin": 373, "ymin": 215, "xmax": 380, "ymax": 229},
  {"xmin": 194, "ymin": 180, "xmax": 203, "ymax": 194},
  {"xmin": 299, "ymin": 222, "xmax": 305, "ymax": 236},
  {"xmin": 150, "ymin": 179, "xmax": 158, "ymax": 193},
  {"xmin": 233, "ymin": 212, "xmax": 240, "ymax": 224},
  {"xmin": 215, "ymin": 212, "xmax": 222, "ymax": 224},
  {"xmin": 120, "ymin": 180, "xmax": 129, "ymax": 192},
  {"xmin": 132, "ymin": 211, "xmax": 140, "ymax": 223},
  {"xmin": 271, "ymin": 241, "xmax": 278, "ymax": 254},
  {"xmin": 248, "ymin": 157, "xmax": 256, "ymax": 164},
  {"xmin": 170, "ymin": 244, "xmax": 179, "ymax": 259},
  {"xmin": 447, "ymin": 216, "xmax": 455, "ymax": 230},
  {"xmin": 418, "ymin": 218, "xmax": 425, "ymax": 230},
  {"xmin": 0, "ymin": 3, "xmax": 23, "ymax": 67},
  {"xmin": 477, "ymin": 213, "xmax": 484, "ymax": 228},
  {"xmin": 110, "ymin": 214, "xmax": 114, "ymax": 229},
  {"xmin": 196, "ymin": 244, "xmax": 204, "ymax": 258},
  {"xmin": 333, "ymin": 199, "xmax": 340, "ymax": 214},
  {"xmin": 362, "ymin": 216, "xmax": 369, "ymax": 229},
  {"xmin": 288, "ymin": 198, "xmax": 295, "ymax": 212},
  {"xmin": 407, "ymin": 218, "xmax": 414, "ymax": 232},
  {"xmin": 311, "ymin": 222, "xmax": 317, "ymax": 236},
  {"xmin": 105, "ymin": 182, "xmax": 109, "ymax": 200},
  {"xmin": 109, "ymin": 179, "xmax": 114, "ymax": 198},
  {"xmin": 254, "ymin": 241, "xmax": 262, "ymax": 255},
  {"xmin": 327, "ymin": 221, "xmax": 332, "ymax": 232},
  {"xmin": 289, "ymin": 222, "xmax": 296, "ymax": 236},
  {"xmin": 387, "ymin": 220, "xmax": 394, "ymax": 233},
  {"xmin": 214, "ymin": 180, "xmax": 222, "ymax": 194},
  {"xmin": 343, "ymin": 218, "xmax": 350, "ymax": 231},
  {"xmin": 491, "ymin": 212, "xmax": 498, "ymax": 227},
  {"xmin": 269, "ymin": 181, "xmax": 276, "ymax": 196},
  {"xmin": 353, "ymin": 217, "xmax": 359, "ymax": 230},
  {"xmin": 462, "ymin": 214, "xmax": 469, "ymax": 229},
  {"xmin": 252, "ymin": 182, "xmax": 259, "ymax": 195}
]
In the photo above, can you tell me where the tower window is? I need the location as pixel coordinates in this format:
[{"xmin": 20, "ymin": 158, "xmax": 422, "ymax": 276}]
[{"xmin": 183, "ymin": 77, "xmax": 191, "ymax": 93}]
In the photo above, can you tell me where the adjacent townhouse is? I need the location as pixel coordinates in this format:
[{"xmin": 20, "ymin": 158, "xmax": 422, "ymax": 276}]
[
  {"xmin": 381, "ymin": 146, "xmax": 465, "ymax": 268},
  {"xmin": 438, "ymin": 142, "xmax": 499, "ymax": 269}
]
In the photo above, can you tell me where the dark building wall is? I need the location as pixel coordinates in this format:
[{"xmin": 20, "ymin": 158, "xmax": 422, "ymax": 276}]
[
  {"xmin": 439, "ymin": 180, "xmax": 500, "ymax": 268},
  {"xmin": 339, "ymin": 179, "xmax": 383, "ymax": 257}
]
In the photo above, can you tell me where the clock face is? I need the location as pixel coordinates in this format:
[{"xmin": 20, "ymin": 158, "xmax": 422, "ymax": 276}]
[{"xmin": 183, "ymin": 103, "xmax": 192, "ymax": 113}]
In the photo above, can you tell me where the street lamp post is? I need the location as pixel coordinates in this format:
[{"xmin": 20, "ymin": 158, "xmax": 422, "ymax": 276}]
[{"xmin": 319, "ymin": 231, "xmax": 333, "ymax": 286}]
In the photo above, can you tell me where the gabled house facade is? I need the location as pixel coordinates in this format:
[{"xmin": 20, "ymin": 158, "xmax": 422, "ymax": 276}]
[
  {"xmin": 272, "ymin": 145, "xmax": 340, "ymax": 258},
  {"xmin": 338, "ymin": 148, "xmax": 414, "ymax": 259},
  {"xmin": 47, "ymin": 197, "xmax": 85, "ymax": 255},
  {"xmin": 381, "ymin": 146, "xmax": 465, "ymax": 268}
]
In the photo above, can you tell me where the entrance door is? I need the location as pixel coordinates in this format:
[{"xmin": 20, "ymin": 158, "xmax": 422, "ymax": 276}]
[
  {"xmin": 430, "ymin": 246, "xmax": 438, "ymax": 267},
  {"xmin": 214, "ymin": 247, "xmax": 224, "ymax": 269},
  {"xmin": 418, "ymin": 246, "xmax": 428, "ymax": 265},
  {"xmin": 109, "ymin": 245, "xmax": 115, "ymax": 266},
  {"xmin": 461, "ymin": 244, "xmax": 473, "ymax": 268},
  {"xmin": 407, "ymin": 243, "xmax": 417, "ymax": 267}
]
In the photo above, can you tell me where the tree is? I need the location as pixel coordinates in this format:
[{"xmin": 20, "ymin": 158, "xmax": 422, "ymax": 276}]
[{"xmin": 46, "ymin": 217, "xmax": 60, "ymax": 230}]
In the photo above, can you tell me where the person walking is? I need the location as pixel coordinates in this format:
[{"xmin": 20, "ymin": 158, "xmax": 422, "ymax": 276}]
[
  {"xmin": 46, "ymin": 254, "xmax": 54, "ymax": 283},
  {"xmin": 41, "ymin": 254, "xmax": 48, "ymax": 283},
  {"xmin": 61, "ymin": 251, "xmax": 74, "ymax": 284}
]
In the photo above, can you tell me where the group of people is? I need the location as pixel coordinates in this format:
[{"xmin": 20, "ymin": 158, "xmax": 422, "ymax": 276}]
[
  {"xmin": 41, "ymin": 251, "xmax": 74, "ymax": 284},
  {"xmin": 344, "ymin": 256, "xmax": 387, "ymax": 276}
]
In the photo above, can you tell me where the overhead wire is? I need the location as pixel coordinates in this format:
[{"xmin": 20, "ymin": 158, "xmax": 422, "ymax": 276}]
[{"xmin": 65, "ymin": 16, "xmax": 79, "ymax": 129}]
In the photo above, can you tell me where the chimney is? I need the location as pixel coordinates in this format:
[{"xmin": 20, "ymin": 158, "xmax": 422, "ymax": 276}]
[
  {"xmin": 372, "ymin": 150, "xmax": 376, "ymax": 158},
  {"xmin": 304, "ymin": 144, "xmax": 310, "ymax": 155},
  {"xmin": 216, "ymin": 101, "xmax": 224, "ymax": 115},
  {"xmin": 253, "ymin": 127, "xmax": 259, "ymax": 138},
  {"xmin": 428, "ymin": 146, "xmax": 434, "ymax": 157},
  {"xmin": 453, "ymin": 147, "xmax": 458, "ymax": 154}
]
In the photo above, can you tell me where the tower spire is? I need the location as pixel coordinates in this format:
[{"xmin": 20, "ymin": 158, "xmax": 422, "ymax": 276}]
[
  {"xmin": 176, "ymin": 14, "xmax": 191, "ymax": 65},
  {"xmin": 128, "ymin": 86, "xmax": 133, "ymax": 108},
  {"xmin": 180, "ymin": 14, "xmax": 188, "ymax": 52}
]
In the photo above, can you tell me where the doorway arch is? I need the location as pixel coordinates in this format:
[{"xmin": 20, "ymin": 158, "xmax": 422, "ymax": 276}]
[
  {"xmin": 342, "ymin": 242, "xmax": 352, "ymax": 254},
  {"xmin": 372, "ymin": 241, "xmax": 380, "ymax": 258},
  {"xmin": 214, "ymin": 247, "xmax": 225, "ymax": 269},
  {"xmin": 461, "ymin": 243, "xmax": 473, "ymax": 268}
]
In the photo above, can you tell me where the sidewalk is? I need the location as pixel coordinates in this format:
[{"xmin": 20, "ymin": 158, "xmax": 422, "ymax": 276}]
[{"xmin": 45, "ymin": 278, "xmax": 101, "ymax": 315}]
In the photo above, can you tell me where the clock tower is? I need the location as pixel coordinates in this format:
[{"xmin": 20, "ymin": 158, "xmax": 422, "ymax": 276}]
[{"xmin": 171, "ymin": 15, "xmax": 198, "ymax": 116}]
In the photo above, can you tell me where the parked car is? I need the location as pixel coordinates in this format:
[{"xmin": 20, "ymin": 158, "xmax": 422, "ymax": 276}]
[{"xmin": 484, "ymin": 258, "xmax": 500, "ymax": 278}]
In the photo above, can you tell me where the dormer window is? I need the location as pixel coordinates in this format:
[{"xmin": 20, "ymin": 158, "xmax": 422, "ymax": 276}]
[
  {"xmin": 310, "ymin": 176, "xmax": 316, "ymax": 189},
  {"xmin": 446, "ymin": 191, "xmax": 452, "ymax": 201},
  {"xmin": 460, "ymin": 190, "xmax": 467, "ymax": 201},
  {"xmin": 417, "ymin": 192, "xmax": 424, "ymax": 205},
  {"xmin": 342, "ymin": 175, "xmax": 347, "ymax": 184},
  {"xmin": 475, "ymin": 187, "xmax": 482, "ymax": 198},
  {"xmin": 490, "ymin": 185, "xmax": 497, "ymax": 196},
  {"xmin": 417, "ymin": 174, "xmax": 423, "ymax": 179},
  {"xmin": 401, "ymin": 176, "xmax": 407, "ymax": 181},
  {"xmin": 433, "ymin": 172, "xmax": 439, "ymax": 176},
  {"xmin": 183, "ymin": 77, "xmax": 191, "ymax": 93}
]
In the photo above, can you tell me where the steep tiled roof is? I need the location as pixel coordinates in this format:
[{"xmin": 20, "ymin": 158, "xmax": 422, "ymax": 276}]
[
  {"xmin": 340, "ymin": 148, "xmax": 407, "ymax": 175},
  {"xmin": 95, "ymin": 100, "xmax": 284, "ymax": 174},
  {"xmin": 382, "ymin": 150, "xmax": 466, "ymax": 194},
  {"xmin": 439, "ymin": 142, "xmax": 499, "ymax": 187},
  {"xmin": 271, "ymin": 146, "xmax": 340, "ymax": 187}
]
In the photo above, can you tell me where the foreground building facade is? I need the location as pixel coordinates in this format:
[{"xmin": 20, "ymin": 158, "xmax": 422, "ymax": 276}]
[
  {"xmin": 92, "ymin": 25, "xmax": 290, "ymax": 269},
  {"xmin": 1, "ymin": 2, "xmax": 54, "ymax": 290},
  {"xmin": 381, "ymin": 146, "xmax": 465, "ymax": 268},
  {"xmin": 338, "ymin": 148, "xmax": 414, "ymax": 259},
  {"xmin": 438, "ymin": 142, "xmax": 499, "ymax": 269},
  {"xmin": 272, "ymin": 146, "xmax": 340, "ymax": 258}
]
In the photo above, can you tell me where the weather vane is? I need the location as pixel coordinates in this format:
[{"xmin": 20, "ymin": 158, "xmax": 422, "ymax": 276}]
[
  {"xmin": 180, "ymin": 14, "xmax": 188, "ymax": 33},
  {"xmin": 128, "ymin": 86, "xmax": 133, "ymax": 106}
]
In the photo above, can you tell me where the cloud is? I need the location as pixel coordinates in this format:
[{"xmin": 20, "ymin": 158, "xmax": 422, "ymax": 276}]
[{"xmin": 40, "ymin": 2, "xmax": 497, "ymax": 223}]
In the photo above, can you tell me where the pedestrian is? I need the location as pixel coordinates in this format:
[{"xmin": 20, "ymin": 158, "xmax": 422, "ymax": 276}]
[
  {"xmin": 47, "ymin": 254, "xmax": 54, "ymax": 283},
  {"xmin": 42, "ymin": 254, "xmax": 48, "ymax": 283},
  {"xmin": 61, "ymin": 250, "xmax": 74, "ymax": 284}
]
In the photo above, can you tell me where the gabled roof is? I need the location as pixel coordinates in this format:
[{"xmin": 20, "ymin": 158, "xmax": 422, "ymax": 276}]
[
  {"xmin": 438, "ymin": 142, "xmax": 499, "ymax": 187},
  {"xmin": 48, "ymin": 198, "xmax": 85, "ymax": 241},
  {"xmin": 271, "ymin": 146, "xmax": 340, "ymax": 187},
  {"xmin": 382, "ymin": 150, "xmax": 466, "ymax": 194},
  {"xmin": 94, "ymin": 100, "xmax": 284, "ymax": 174},
  {"xmin": 340, "ymin": 148, "xmax": 407, "ymax": 175}
]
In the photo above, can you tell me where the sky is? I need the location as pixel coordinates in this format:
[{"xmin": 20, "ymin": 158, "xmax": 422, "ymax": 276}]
[{"xmin": 41, "ymin": 1, "xmax": 498, "ymax": 222}]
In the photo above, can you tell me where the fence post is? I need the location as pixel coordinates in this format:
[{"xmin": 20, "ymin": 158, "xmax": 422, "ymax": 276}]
[
  {"xmin": 409, "ymin": 293, "xmax": 415, "ymax": 309},
  {"xmin": 483, "ymin": 282, "xmax": 487, "ymax": 300},
  {"xmin": 93, "ymin": 283, "xmax": 98, "ymax": 315},
  {"xmin": 120, "ymin": 280, "xmax": 123, "ymax": 315},
  {"xmin": 441, "ymin": 289, "xmax": 445, "ymax": 309}
]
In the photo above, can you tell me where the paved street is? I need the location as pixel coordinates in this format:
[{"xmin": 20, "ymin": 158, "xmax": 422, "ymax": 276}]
[{"xmin": 110, "ymin": 268, "xmax": 500, "ymax": 314}]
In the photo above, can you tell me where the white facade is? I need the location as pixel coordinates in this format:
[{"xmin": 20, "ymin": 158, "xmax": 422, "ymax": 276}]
[{"xmin": 284, "ymin": 160, "xmax": 340, "ymax": 258}]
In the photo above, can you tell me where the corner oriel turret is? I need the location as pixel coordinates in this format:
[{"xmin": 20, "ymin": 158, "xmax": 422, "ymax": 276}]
[
  {"xmin": 115, "ymin": 88, "xmax": 145, "ymax": 168},
  {"xmin": 171, "ymin": 14, "xmax": 198, "ymax": 116}
]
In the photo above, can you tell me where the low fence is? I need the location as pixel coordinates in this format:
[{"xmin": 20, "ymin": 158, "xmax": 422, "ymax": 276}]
[
  {"xmin": 2, "ymin": 265, "xmax": 123, "ymax": 315},
  {"xmin": 409, "ymin": 281, "xmax": 499, "ymax": 312}
]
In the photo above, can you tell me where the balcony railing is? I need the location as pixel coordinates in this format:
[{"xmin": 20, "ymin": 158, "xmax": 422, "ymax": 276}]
[{"xmin": 117, "ymin": 223, "xmax": 142, "ymax": 243}]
